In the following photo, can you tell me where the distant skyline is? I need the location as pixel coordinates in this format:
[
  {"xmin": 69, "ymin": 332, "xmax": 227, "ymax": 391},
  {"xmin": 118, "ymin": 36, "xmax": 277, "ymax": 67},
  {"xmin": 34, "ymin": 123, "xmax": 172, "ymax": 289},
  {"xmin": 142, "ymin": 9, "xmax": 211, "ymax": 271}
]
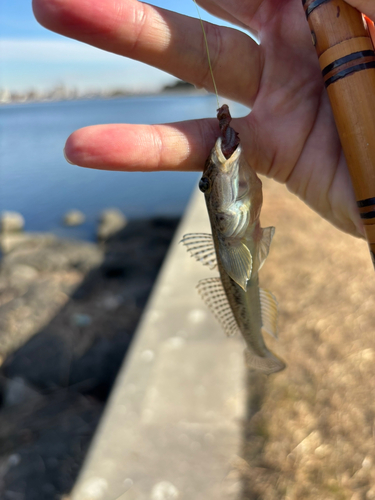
[{"xmin": 0, "ymin": 0, "xmax": 238, "ymax": 94}]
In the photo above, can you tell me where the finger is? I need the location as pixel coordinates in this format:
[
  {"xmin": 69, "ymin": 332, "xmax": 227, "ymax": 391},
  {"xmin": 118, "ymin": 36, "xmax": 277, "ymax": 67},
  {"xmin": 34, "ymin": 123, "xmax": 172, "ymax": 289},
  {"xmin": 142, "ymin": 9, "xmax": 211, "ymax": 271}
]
[
  {"xmin": 32, "ymin": 0, "xmax": 262, "ymax": 106},
  {"xmin": 345, "ymin": 0, "xmax": 375, "ymax": 45},
  {"xmin": 195, "ymin": 0, "xmax": 254, "ymax": 32},
  {"xmin": 63, "ymin": 119, "xmax": 222, "ymax": 171},
  {"xmin": 198, "ymin": 0, "xmax": 262, "ymax": 31},
  {"xmin": 345, "ymin": 0, "xmax": 375, "ymax": 20}
]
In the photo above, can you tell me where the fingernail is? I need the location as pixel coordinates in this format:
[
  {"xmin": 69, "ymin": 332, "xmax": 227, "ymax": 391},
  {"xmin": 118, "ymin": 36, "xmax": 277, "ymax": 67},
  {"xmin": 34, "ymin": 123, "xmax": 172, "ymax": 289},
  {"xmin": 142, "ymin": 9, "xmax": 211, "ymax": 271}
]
[{"xmin": 63, "ymin": 147, "xmax": 75, "ymax": 165}]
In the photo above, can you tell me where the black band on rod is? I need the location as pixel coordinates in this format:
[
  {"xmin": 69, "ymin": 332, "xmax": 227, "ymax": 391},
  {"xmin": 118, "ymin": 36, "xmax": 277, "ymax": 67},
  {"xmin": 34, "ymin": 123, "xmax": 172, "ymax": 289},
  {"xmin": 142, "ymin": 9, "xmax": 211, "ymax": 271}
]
[
  {"xmin": 325, "ymin": 61, "xmax": 375, "ymax": 87},
  {"xmin": 305, "ymin": 0, "xmax": 330, "ymax": 18},
  {"xmin": 360, "ymin": 210, "xmax": 375, "ymax": 220},
  {"xmin": 322, "ymin": 50, "xmax": 375, "ymax": 77},
  {"xmin": 357, "ymin": 197, "xmax": 375, "ymax": 208}
]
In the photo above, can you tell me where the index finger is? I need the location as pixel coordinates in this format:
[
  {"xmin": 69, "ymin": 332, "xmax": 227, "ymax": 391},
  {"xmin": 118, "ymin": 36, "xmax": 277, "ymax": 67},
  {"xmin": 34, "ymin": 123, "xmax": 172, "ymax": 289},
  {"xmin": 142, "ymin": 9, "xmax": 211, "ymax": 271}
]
[
  {"xmin": 63, "ymin": 113, "xmax": 257, "ymax": 172},
  {"xmin": 63, "ymin": 119, "xmax": 218, "ymax": 171}
]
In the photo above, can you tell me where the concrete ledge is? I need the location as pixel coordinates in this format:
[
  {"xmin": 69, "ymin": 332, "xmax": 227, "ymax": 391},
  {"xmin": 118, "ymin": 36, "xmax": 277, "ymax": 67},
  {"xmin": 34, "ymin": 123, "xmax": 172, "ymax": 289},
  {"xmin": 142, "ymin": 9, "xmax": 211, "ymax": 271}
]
[{"xmin": 71, "ymin": 189, "xmax": 246, "ymax": 500}]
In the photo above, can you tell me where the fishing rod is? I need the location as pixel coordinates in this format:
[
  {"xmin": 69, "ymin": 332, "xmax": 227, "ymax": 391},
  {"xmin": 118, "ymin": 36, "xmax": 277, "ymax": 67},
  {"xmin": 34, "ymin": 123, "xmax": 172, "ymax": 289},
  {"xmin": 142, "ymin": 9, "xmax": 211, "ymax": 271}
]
[{"xmin": 302, "ymin": 0, "xmax": 375, "ymax": 269}]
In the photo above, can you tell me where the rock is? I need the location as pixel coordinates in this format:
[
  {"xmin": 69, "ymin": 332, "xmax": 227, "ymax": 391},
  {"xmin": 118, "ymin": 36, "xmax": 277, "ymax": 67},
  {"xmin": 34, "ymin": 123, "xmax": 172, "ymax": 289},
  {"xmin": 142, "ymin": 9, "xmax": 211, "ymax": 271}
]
[
  {"xmin": 8, "ymin": 264, "xmax": 39, "ymax": 286},
  {"xmin": 2, "ymin": 333, "xmax": 71, "ymax": 390},
  {"xmin": 2, "ymin": 235, "xmax": 103, "ymax": 273},
  {"xmin": 63, "ymin": 209, "xmax": 85, "ymax": 226},
  {"xmin": 69, "ymin": 331, "xmax": 132, "ymax": 400},
  {"xmin": 100, "ymin": 294, "xmax": 123, "ymax": 311},
  {"xmin": 0, "ymin": 232, "xmax": 56, "ymax": 254},
  {"xmin": 0, "ymin": 233, "xmax": 29, "ymax": 254},
  {"xmin": 97, "ymin": 209, "xmax": 127, "ymax": 241},
  {"xmin": 0, "ymin": 211, "xmax": 25, "ymax": 234},
  {"xmin": 71, "ymin": 313, "xmax": 92, "ymax": 327},
  {"xmin": 2, "ymin": 376, "xmax": 43, "ymax": 407}
]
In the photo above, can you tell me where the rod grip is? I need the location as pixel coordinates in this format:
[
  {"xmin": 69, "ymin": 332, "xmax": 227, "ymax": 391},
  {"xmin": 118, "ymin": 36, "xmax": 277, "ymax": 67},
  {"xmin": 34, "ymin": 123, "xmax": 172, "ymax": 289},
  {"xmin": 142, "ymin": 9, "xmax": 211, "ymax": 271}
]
[{"xmin": 303, "ymin": 0, "xmax": 375, "ymax": 266}]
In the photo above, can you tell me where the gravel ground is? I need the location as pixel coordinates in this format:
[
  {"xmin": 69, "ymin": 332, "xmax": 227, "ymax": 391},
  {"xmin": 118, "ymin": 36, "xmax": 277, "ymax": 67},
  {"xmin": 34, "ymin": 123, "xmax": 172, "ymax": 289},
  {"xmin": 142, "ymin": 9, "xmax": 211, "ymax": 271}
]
[{"xmin": 237, "ymin": 178, "xmax": 375, "ymax": 500}]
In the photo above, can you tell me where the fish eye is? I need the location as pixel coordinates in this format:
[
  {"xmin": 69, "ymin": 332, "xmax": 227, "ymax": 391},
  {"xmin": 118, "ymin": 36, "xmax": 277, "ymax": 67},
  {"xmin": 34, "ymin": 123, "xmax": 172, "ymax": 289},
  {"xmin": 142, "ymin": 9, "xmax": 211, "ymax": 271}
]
[{"xmin": 199, "ymin": 177, "xmax": 211, "ymax": 193}]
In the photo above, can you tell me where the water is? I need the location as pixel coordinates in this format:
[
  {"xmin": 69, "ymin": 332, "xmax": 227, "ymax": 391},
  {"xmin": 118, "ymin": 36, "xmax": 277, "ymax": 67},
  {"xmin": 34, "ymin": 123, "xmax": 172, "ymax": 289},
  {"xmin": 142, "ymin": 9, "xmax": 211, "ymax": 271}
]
[{"xmin": 0, "ymin": 94, "xmax": 248, "ymax": 240}]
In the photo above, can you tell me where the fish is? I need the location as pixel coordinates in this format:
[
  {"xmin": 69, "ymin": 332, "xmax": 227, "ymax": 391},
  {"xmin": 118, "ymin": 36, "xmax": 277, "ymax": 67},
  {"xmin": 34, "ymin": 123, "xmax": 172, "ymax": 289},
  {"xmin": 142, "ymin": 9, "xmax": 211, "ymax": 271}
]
[{"xmin": 182, "ymin": 104, "xmax": 286, "ymax": 374}]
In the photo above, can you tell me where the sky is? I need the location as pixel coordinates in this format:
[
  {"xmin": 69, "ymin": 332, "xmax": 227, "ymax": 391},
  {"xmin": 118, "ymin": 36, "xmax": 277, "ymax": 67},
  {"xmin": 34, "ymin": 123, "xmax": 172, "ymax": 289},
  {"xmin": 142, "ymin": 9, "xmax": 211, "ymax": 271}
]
[{"xmin": 0, "ymin": 0, "xmax": 238, "ymax": 94}]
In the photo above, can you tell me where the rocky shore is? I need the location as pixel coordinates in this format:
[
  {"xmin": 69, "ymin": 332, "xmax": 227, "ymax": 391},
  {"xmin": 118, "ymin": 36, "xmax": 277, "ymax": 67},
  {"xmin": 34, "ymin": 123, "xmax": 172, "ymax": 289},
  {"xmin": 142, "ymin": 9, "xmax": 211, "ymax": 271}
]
[{"xmin": 0, "ymin": 212, "xmax": 179, "ymax": 499}]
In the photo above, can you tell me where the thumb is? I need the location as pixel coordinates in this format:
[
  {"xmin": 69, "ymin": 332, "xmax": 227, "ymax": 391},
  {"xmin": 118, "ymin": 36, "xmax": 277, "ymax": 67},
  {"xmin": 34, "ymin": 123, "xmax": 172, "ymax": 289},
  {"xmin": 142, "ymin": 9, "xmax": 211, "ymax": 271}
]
[
  {"xmin": 344, "ymin": 0, "xmax": 375, "ymax": 44},
  {"xmin": 345, "ymin": 0, "xmax": 375, "ymax": 19}
]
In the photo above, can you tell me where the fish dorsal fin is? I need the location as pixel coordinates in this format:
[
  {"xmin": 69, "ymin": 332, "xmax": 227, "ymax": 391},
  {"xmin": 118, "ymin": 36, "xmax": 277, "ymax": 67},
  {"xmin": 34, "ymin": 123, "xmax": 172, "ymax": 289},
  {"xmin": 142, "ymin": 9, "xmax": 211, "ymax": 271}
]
[
  {"xmin": 259, "ymin": 288, "xmax": 278, "ymax": 339},
  {"xmin": 258, "ymin": 226, "xmax": 275, "ymax": 271},
  {"xmin": 197, "ymin": 277, "xmax": 240, "ymax": 337},
  {"xmin": 217, "ymin": 237, "xmax": 252, "ymax": 291},
  {"xmin": 180, "ymin": 233, "xmax": 217, "ymax": 270}
]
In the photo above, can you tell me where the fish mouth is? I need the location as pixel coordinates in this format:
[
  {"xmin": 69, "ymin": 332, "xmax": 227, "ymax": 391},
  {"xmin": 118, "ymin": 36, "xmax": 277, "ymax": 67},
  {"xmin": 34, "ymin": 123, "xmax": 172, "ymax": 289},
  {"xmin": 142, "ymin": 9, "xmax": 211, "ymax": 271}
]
[
  {"xmin": 214, "ymin": 138, "xmax": 242, "ymax": 173},
  {"xmin": 213, "ymin": 138, "xmax": 248, "ymax": 201}
]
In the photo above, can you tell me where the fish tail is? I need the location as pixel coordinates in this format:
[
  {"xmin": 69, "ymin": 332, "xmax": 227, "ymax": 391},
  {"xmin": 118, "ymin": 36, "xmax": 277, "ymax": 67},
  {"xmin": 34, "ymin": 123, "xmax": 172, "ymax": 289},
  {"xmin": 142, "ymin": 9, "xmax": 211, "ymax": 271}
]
[{"xmin": 244, "ymin": 348, "xmax": 286, "ymax": 374}]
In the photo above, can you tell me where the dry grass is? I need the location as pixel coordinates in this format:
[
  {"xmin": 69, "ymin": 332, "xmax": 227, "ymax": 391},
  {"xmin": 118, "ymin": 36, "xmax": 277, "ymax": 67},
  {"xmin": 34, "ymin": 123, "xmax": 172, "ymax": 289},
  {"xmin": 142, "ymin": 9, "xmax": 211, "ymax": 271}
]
[{"xmin": 238, "ymin": 178, "xmax": 375, "ymax": 500}]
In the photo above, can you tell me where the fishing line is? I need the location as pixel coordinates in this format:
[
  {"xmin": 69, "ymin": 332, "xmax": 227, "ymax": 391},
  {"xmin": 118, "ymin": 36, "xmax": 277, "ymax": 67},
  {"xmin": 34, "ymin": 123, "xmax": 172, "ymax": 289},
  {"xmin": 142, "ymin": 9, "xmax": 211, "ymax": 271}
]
[{"xmin": 192, "ymin": 0, "xmax": 220, "ymax": 109}]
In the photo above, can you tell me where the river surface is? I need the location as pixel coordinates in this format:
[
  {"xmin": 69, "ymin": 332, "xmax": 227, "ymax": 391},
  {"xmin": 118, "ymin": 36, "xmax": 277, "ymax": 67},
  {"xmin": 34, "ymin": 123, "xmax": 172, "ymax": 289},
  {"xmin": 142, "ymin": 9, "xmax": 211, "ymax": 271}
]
[{"xmin": 0, "ymin": 94, "xmax": 248, "ymax": 240}]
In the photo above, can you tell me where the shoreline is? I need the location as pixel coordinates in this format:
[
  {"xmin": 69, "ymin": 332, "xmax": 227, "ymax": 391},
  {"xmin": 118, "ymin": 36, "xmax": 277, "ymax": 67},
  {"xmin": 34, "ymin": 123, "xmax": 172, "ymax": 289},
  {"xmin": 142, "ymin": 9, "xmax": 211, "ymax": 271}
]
[
  {"xmin": 0, "ymin": 87, "xmax": 207, "ymax": 106},
  {"xmin": 0, "ymin": 215, "xmax": 180, "ymax": 498}
]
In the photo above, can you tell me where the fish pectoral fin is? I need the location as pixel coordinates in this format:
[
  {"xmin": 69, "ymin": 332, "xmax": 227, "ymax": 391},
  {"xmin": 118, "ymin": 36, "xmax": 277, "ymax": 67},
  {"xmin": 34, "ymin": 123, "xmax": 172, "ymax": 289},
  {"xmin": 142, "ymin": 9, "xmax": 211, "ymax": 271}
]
[
  {"xmin": 244, "ymin": 348, "xmax": 286, "ymax": 374},
  {"xmin": 197, "ymin": 277, "xmax": 240, "ymax": 337},
  {"xmin": 180, "ymin": 233, "xmax": 217, "ymax": 270},
  {"xmin": 260, "ymin": 288, "xmax": 279, "ymax": 339},
  {"xmin": 257, "ymin": 226, "xmax": 275, "ymax": 271},
  {"xmin": 217, "ymin": 238, "xmax": 252, "ymax": 291}
]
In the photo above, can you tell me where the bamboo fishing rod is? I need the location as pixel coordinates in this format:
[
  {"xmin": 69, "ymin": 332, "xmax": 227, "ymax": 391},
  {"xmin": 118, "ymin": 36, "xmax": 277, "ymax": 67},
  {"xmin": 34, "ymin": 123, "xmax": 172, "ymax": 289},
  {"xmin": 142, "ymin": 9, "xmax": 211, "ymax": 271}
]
[{"xmin": 302, "ymin": 0, "xmax": 375, "ymax": 269}]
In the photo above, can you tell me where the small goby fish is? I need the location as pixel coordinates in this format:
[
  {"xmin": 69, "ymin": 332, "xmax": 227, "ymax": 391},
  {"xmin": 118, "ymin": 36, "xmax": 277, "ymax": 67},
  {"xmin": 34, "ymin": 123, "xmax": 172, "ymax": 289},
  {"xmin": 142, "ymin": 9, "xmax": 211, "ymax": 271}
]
[{"xmin": 182, "ymin": 105, "xmax": 286, "ymax": 374}]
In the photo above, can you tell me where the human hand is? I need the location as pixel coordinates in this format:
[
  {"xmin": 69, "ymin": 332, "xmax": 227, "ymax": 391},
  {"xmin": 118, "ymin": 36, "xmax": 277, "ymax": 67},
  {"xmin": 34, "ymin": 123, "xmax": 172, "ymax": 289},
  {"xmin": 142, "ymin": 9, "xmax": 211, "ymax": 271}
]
[{"xmin": 33, "ymin": 0, "xmax": 373, "ymax": 238}]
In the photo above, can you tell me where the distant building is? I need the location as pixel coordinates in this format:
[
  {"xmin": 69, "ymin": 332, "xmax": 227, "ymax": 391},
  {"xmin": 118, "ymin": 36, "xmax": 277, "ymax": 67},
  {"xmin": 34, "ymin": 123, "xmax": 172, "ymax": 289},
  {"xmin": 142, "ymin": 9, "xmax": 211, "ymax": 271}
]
[{"xmin": 0, "ymin": 89, "xmax": 11, "ymax": 103}]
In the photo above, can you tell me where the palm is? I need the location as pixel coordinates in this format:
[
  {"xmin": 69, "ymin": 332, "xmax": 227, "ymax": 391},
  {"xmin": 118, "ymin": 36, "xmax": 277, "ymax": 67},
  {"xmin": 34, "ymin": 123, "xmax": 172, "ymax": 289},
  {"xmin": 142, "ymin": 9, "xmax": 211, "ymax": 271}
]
[
  {"xmin": 33, "ymin": 0, "xmax": 363, "ymax": 237},
  {"xmin": 200, "ymin": 0, "xmax": 361, "ymax": 237}
]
